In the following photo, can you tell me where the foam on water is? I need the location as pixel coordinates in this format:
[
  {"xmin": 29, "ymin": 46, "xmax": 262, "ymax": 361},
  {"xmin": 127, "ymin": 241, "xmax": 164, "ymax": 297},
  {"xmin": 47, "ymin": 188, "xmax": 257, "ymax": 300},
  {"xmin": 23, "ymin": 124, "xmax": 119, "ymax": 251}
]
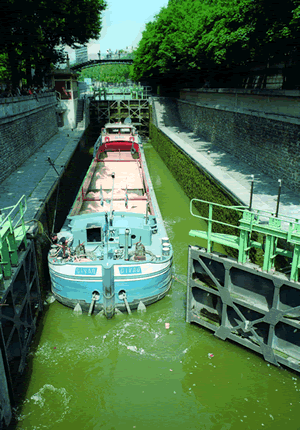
[{"xmin": 17, "ymin": 384, "xmax": 71, "ymax": 429}]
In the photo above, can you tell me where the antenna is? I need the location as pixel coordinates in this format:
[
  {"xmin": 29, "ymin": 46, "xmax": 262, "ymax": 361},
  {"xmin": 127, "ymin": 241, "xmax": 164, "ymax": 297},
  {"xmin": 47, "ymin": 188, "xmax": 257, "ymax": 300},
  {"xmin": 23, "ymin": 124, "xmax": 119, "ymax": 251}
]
[
  {"xmin": 249, "ymin": 175, "xmax": 254, "ymax": 211},
  {"xmin": 109, "ymin": 173, "xmax": 115, "ymax": 225},
  {"xmin": 275, "ymin": 179, "xmax": 282, "ymax": 217}
]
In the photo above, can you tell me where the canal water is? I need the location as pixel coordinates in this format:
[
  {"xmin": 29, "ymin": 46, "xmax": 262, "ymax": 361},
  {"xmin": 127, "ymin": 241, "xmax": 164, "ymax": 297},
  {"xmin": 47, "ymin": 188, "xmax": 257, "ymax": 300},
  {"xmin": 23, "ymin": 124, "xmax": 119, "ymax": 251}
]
[{"xmin": 15, "ymin": 141, "xmax": 299, "ymax": 430}]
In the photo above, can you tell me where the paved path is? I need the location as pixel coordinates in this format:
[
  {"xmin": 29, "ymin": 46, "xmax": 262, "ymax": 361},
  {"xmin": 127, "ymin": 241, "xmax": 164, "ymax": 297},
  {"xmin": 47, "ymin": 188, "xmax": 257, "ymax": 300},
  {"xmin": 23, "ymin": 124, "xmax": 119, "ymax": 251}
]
[
  {"xmin": 0, "ymin": 129, "xmax": 85, "ymax": 222},
  {"xmin": 152, "ymin": 97, "xmax": 300, "ymax": 220},
  {"xmin": 1, "ymin": 100, "xmax": 299, "ymax": 224}
]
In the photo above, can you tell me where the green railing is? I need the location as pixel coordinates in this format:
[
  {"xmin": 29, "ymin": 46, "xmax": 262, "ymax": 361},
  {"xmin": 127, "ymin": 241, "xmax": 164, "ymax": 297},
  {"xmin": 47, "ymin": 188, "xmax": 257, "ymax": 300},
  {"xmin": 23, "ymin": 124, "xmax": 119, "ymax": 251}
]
[
  {"xmin": 189, "ymin": 198, "xmax": 300, "ymax": 282},
  {"xmin": 0, "ymin": 195, "xmax": 28, "ymax": 281}
]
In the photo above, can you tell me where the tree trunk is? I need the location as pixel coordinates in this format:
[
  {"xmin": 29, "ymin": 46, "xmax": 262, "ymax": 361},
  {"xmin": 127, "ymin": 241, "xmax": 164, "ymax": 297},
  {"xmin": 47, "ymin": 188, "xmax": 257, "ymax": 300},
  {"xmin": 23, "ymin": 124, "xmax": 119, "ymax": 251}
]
[
  {"xmin": 25, "ymin": 57, "xmax": 32, "ymax": 86},
  {"xmin": 7, "ymin": 45, "xmax": 20, "ymax": 88}
]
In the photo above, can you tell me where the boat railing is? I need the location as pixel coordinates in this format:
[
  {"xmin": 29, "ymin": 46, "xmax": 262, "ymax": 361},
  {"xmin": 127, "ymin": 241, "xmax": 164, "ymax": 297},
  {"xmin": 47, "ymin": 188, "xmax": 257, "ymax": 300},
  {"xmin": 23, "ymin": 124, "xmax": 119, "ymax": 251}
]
[
  {"xmin": 189, "ymin": 198, "xmax": 300, "ymax": 281},
  {"xmin": 137, "ymin": 151, "xmax": 154, "ymax": 215},
  {"xmin": 96, "ymin": 151, "xmax": 138, "ymax": 163}
]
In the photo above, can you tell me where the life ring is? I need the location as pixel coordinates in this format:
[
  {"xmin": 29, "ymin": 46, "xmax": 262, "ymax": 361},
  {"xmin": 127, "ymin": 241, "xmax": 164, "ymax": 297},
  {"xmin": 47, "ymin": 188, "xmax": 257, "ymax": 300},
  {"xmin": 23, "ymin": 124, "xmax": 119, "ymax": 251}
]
[{"xmin": 105, "ymin": 137, "xmax": 109, "ymax": 142}]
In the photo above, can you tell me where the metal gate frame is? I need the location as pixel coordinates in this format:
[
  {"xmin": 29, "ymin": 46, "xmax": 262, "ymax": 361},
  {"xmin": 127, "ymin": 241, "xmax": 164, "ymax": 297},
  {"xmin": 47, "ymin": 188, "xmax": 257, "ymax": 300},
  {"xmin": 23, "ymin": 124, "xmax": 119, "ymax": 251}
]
[
  {"xmin": 0, "ymin": 240, "xmax": 43, "ymax": 409},
  {"xmin": 187, "ymin": 245, "xmax": 300, "ymax": 372},
  {"xmin": 89, "ymin": 99, "xmax": 149, "ymax": 136}
]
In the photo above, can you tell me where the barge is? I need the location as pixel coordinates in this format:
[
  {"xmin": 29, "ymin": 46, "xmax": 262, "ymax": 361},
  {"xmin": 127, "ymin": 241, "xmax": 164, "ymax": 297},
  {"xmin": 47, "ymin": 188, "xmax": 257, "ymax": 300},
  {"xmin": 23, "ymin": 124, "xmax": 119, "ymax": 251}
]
[{"xmin": 48, "ymin": 120, "xmax": 173, "ymax": 316}]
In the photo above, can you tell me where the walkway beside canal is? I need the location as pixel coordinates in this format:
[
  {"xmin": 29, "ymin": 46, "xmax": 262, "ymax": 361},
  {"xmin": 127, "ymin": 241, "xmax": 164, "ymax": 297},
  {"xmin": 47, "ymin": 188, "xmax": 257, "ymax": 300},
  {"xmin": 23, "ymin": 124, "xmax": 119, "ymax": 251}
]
[
  {"xmin": 152, "ymin": 97, "xmax": 300, "ymax": 220},
  {"xmin": 0, "ymin": 129, "xmax": 85, "ymax": 222},
  {"xmin": 1, "ymin": 98, "xmax": 299, "ymax": 222}
]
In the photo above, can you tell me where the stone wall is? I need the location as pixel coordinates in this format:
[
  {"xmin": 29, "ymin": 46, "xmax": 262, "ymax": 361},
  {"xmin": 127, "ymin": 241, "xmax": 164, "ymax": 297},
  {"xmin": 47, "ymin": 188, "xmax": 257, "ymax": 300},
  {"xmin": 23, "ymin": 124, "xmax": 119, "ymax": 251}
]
[
  {"xmin": 178, "ymin": 89, "xmax": 300, "ymax": 192},
  {"xmin": 0, "ymin": 93, "xmax": 58, "ymax": 183}
]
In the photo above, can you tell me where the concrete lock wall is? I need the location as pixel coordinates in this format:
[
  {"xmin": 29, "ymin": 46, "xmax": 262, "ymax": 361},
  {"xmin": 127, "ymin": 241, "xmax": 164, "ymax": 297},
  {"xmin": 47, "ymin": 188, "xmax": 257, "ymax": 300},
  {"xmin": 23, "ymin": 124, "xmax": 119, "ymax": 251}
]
[
  {"xmin": 178, "ymin": 89, "xmax": 300, "ymax": 192},
  {"xmin": 0, "ymin": 348, "xmax": 11, "ymax": 428},
  {"xmin": 0, "ymin": 94, "xmax": 58, "ymax": 183},
  {"xmin": 59, "ymin": 98, "xmax": 78, "ymax": 130}
]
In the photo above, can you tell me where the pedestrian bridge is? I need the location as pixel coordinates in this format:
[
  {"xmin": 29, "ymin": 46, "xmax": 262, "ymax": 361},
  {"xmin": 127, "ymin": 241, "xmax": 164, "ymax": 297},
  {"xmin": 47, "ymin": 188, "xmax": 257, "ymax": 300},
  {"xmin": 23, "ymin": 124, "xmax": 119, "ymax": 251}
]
[{"xmin": 71, "ymin": 55, "xmax": 134, "ymax": 71}]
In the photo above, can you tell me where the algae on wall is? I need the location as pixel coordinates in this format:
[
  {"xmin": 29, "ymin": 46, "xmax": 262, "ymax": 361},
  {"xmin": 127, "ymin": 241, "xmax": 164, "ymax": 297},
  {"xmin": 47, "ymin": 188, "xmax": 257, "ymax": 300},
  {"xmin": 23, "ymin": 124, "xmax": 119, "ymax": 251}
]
[
  {"xmin": 149, "ymin": 121, "xmax": 266, "ymax": 264},
  {"xmin": 149, "ymin": 123, "xmax": 240, "ymax": 227}
]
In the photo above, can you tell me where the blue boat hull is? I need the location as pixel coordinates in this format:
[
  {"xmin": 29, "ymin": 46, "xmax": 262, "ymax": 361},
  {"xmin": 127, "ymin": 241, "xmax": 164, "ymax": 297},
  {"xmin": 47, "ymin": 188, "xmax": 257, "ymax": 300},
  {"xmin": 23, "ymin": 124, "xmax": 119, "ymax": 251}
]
[{"xmin": 49, "ymin": 258, "xmax": 173, "ymax": 312}]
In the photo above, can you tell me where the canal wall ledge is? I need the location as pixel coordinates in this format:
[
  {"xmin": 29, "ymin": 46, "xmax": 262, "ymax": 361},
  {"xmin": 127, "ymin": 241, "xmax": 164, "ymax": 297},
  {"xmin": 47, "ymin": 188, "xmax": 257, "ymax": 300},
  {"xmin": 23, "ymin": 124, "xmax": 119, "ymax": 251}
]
[
  {"xmin": 152, "ymin": 96, "xmax": 300, "ymax": 220},
  {"xmin": 0, "ymin": 128, "xmax": 85, "ymax": 223}
]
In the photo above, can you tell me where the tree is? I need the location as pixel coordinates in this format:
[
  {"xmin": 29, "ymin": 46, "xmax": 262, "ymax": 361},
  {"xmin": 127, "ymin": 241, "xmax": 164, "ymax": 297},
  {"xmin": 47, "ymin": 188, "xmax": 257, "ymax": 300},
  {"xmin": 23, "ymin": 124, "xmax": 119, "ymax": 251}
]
[
  {"xmin": 132, "ymin": 0, "xmax": 300, "ymax": 89},
  {"xmin": 78, "ymin": 64, "xmax": 134, "ymax": 84},
  {"xmin": 0, "ymin": 53, "xmax": 10, "ymax": 83},
  {"xmin": 0, "ymin": 0, "xmax": 107, "ymax": 86},
  {"xmin": 132, "ymin": 0, "xmax": 217, "ymax": 87}
]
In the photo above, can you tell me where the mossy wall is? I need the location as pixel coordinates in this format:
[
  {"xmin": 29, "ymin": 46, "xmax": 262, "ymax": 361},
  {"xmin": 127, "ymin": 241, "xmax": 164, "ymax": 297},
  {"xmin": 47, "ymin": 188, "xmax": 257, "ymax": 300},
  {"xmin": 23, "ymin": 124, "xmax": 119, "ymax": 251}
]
[
  {"xmin": 150, "ymin": 122, "xmax": 239, "ymax": 222},
  {"xmin": 149, "ymin": 121, "xmax": 265, "ymax": 263}
]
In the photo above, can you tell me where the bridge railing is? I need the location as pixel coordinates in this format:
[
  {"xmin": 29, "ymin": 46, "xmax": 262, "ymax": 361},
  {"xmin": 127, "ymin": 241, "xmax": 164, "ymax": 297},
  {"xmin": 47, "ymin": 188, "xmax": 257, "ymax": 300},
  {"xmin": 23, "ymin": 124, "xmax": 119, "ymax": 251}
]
[
  {"xmin": 97, "ymin": 52, "xmax": 134, "ymax": 60},
  {"xmin": 70, "ymin": 54, "xmax": 135, "ymax": 71}
]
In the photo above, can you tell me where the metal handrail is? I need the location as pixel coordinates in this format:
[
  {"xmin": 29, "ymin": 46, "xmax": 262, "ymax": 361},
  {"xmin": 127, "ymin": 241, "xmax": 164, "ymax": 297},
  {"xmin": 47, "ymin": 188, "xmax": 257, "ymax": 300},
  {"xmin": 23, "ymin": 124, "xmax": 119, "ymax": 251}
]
[
  {"xmin": 190, "ymin": 198, "xmax": 300, "ymax": 228},
  {"xmin": 190, "ymin": 198, "xmax": 248, "ymax": 233},
  {"xmin": 0, "ymin": 195, "xmax": 28, "ymax": 280},
  {"xmin": 189, "ymin": 198, "xmax": 300, "ymax": 281},
  {"xmin": 0, "ymin": 195, "xmax": 27, "ymax": 230}
]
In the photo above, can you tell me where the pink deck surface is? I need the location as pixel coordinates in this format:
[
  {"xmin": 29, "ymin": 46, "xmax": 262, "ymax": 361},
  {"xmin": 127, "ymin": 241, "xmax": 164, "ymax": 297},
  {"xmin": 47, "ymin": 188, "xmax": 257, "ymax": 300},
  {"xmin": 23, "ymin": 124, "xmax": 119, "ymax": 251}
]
[
  {"xmin": 89, "ymin": 161, "xmax": 143, "ymax": 191},
  {"xmin": 76, "ymin": 154, "xmax": 148, "ymax": 215}
]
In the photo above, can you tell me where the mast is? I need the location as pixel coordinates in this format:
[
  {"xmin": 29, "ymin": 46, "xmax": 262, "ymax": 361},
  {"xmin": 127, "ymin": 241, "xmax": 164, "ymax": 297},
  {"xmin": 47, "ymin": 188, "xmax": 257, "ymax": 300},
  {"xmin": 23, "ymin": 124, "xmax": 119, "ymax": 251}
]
[{"xmin": 109, "ymin": 173, "xmax": 115, "ymax": 226}]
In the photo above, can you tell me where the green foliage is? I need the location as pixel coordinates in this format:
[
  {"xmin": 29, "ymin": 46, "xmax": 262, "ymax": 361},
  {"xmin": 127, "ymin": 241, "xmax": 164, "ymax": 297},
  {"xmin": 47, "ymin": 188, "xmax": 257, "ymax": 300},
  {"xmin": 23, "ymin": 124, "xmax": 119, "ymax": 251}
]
[
  {"xmin": 78, "ymin": 64, "xmax": 134, "ymax": 84},
  {"xmin": 0, "ymin": 0, "xmax": 107, "ymax": 86},
  {"xmin": 0, "ymin": 53, "xmax": 10, "ymax": 82},
  {"xmin": 133, "ymin": 0, "xmax": 300, "ymax": 85}
]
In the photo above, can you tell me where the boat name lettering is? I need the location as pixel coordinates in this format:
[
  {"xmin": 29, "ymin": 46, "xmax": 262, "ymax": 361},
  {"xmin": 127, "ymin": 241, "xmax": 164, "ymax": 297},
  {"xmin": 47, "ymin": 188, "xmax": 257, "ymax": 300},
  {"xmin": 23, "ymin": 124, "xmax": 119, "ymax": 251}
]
[
  {"xmin": 119, "ymin": 266, "xmax": 141, "ymax": 274},
  {"xmin": 75, "ymin": 267, "xmax": 97, "ymax": 275}
]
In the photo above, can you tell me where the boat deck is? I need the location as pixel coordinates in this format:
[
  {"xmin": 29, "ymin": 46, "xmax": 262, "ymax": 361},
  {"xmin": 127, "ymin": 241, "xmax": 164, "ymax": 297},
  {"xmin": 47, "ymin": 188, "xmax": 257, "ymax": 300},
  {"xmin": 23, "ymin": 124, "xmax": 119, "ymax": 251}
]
[{"xmin": 73, "ymin": 151, "xmax": 148, "ymax": 216}]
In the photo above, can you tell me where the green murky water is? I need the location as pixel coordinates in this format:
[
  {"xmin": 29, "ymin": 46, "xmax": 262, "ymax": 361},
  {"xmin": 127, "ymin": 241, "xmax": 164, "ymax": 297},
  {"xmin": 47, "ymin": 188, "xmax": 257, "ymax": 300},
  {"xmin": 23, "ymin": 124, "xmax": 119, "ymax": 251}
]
[{"xmin": 15, "ymin": 141, "xmax": 300, "ymax": 430}]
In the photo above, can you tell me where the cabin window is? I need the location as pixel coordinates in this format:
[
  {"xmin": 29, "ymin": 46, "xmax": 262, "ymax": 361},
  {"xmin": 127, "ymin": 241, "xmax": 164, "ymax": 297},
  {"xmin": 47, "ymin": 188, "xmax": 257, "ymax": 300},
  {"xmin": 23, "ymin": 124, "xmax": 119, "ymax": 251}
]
[{"xmin": 86, "ymin": 225, "xmax": 102, "ymax": 242}]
